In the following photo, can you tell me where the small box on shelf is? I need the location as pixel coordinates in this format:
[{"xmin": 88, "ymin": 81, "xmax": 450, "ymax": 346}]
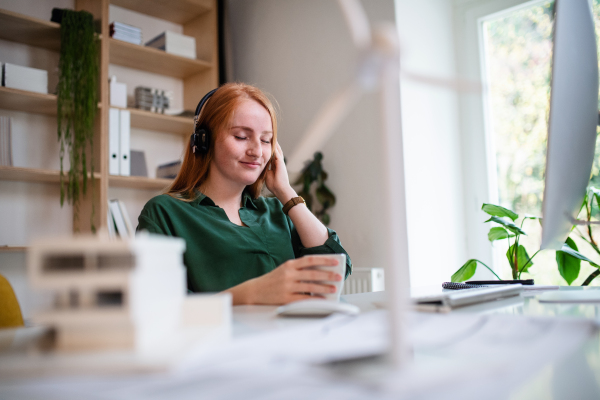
[
  {"xmin": 109, "ymin": 76, "xmax": 127, "ymax": 108},
  {"xmin": 145, "ymin": 31, "xmax": 196, "ymax": 59},
  {"xmin": 157, "ymin": 160, "xmax": 181, "ymax": 179},
  {"xmin": 1, "ymin": 63, "xmax": 48, "ymax": 94},
  {"xmin": 130, "ymin": 150, "xmax": 147, "ymax": 177}
]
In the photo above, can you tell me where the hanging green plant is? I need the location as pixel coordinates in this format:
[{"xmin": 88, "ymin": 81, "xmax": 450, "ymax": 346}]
[
  {"xmin": 293, "ymin": 152, "xmax": 336, "ymax": 225},
  {"xmin": 56, "ymin": 9, "xmax": 99, "ymax": 231}
]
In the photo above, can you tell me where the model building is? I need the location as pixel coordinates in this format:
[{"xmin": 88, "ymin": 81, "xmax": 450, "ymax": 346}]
[{"xmin": 27, "ymin": 233, "xmax": 186, "ymax": 352}]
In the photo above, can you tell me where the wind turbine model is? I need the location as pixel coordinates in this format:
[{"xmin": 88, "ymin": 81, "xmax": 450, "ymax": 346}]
[{"xmin": 286, "ymin": 0, "xmax": 481, "ymax": 369}]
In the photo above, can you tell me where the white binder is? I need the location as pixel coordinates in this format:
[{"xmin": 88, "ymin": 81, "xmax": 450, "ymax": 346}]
[
  {"xmin": 119, "ymin": 109, "xmax": 131, "ymax": 176},
  {"xmin": 108, "ymin": 108, "xmax": 120, "ymax": 175},
  {"xmin": 108, "ymin": 199, "xmax": 129, "ymax": 238}
]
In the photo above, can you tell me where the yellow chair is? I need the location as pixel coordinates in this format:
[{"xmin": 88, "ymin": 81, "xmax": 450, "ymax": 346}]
[{"xmin": 0, "ymin": 274, "xmax": 24, "ymax": 328}]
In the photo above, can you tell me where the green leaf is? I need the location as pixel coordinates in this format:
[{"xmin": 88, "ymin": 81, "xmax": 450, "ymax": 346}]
[
  {"xmin": 316, "ymin": 184, "xmax": 336, "ymax": 209},
  {"xmin": 482, "ymin": 204, "xmax": 518, "ymax": 221},
  {"xmin": 557, "ymin": 241, "xmax": 599, "ymax": 268},
  {"xmin": 506, "ymin": 244, "xmax": 532, "ymax": 272},
  {"xmin": 488, "ymin": 227, "xmax": 514, "ymax": 242},
  {"xmin": 486, "ymin": 216, "xmax": 527, "ymax": 235},
  {"xmin": 556, "ymin": 237, "xmax": 581, "ymax": 285},
  {"xmin": 451, "ymin": 259, "xmax": 478, "ymax": 282},
  {"xmin": 589, "ymin": 187, "xmax": 600, "ymax": 214}
]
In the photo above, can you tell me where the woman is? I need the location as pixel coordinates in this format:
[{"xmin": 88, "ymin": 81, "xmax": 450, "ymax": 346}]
[{"xmin": 137, "ymin": 83, "xmax": 352, "ymax": 305}]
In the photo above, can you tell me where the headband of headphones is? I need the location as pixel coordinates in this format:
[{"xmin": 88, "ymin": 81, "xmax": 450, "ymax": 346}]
[{"xmin": 191, "ymin": 88, "xmax": 218, "ymax": 155}]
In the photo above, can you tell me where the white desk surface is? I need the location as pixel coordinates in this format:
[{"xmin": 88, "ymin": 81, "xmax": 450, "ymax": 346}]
[
  {"xmin": 1, "ymin": 287, "xmax": 600, "ymax": 399},
  {"xmin": 231, "ymin": 287, "xmax": 600, "ymax": 399}
]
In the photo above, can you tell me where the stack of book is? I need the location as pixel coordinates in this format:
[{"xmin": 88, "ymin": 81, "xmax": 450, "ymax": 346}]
[
  {"xmin": 134, "ymin": 86, "xmax": 172, "ymax": 114},
  {"xmin": 110, "ymin": 22, "xmax": 142, "ymax": 45},
  {"xmin": 157, "ymin": 160, "xmax": 181, "ymax": 179},
  {"xmin": 0, "ymin": 116, "xmax": 12, "ymax": 166},
  {"xmin": 145, "ymin": 31, "xmax": 196, "ymax": 59}
]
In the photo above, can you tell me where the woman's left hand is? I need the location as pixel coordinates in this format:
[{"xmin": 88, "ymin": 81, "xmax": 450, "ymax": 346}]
[{"xmin": 265, "ymin": 141, "xmax": 296, "ymax": 202}]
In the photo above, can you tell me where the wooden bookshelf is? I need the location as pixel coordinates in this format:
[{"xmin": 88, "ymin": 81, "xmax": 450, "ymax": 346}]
[
  {"xmin": 0, "ymin": 246, "xmax": 27, "ymax": 253},
  {"xmin": 128, "ymin": 108, "xmax": 193, "ymax": 135},
  {"xmin": 111, "ymin": 0, "xmax": 212, "ymax": 25},
  {"xmin": 0, "ymin": 166, "xmax": 101, "ymax": 184},
  {"xmin": 0, "ymin": 0, "xmax": 218, "ymax": 234},
  {"xmin": 0, "ymin": 9, "xmax": 61, "ymax": 51},
  {"xmin": 109, "ymin": 175, "xmax": 172, "ymax": 190},
  {"xmin": 109, "ymin": 38, "xmax": 212, "ymax": 79},
  {"xmin": 0, "ymin": 87, "xmax": 57, "ymax": 115}
]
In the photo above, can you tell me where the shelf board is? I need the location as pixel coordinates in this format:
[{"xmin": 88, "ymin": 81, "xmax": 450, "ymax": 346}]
[
  {"xmin": 128, "ymin": 108, "xmax": 193, "ymax": 135},
  {"xmin": 109, "ymin": 175, "xmax": 172, "ymax": 190},
  {"xmin": 0, "ymin": 246, "xmax": 27, "ymax": 253},
  {"xmin": 0, "ymin": 166, "xmax": 100, "ymax": 184},
  {"xmin": 109, "ymin": 38, "xmax": 212, "ymax": 79},
  {"xmin": 0, "ymin": 9, "xmax": 61, "ymax": 51},
  {"xmin": 111, "ymin": 0, "xmax": 213, "ymax": 25},
  {"xmin": 0, "ymin": 166, "xmax": 61, "ymax": 184},
  {"xmin": 0, "ymin": 87, "xmax": 57, "ymax": 115}
]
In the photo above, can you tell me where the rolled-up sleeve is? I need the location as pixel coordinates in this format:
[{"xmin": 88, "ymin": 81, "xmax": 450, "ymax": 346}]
[{"xmin": 291, "ymin": 226, "xmax": 353, "ymax": 279}]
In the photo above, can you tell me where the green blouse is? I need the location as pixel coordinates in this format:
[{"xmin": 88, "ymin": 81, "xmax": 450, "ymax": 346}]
[{"xmin": 136, "ymin": 191, "xmax": 352, "ymax": 292}]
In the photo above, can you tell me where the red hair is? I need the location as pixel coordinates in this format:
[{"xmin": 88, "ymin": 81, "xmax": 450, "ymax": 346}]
[{"xmin": 167, "ymin": 82, "xmax": 278, "ymax": 201}]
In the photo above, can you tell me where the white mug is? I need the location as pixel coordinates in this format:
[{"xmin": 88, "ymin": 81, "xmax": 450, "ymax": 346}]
[{"xmin": 304, "ymin": 254, "xmax": 346, "ymax": 301}]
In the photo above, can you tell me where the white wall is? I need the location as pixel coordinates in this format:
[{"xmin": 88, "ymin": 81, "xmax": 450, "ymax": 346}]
[
  {"xmin": 395, "ymin": 0, "xmax": 468, "ymax": 286},
  {"xmin": 227, "ymin": 0, "xmax": 396, "ymax": 274}
]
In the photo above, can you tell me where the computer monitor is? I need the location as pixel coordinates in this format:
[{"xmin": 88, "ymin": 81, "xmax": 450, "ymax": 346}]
[{"xmin": 541, "ymin": 0, "xmax": 599, "ymax": 250}]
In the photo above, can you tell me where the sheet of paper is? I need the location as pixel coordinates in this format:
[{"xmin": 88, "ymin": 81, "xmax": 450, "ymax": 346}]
[{"xmin": 1, "ymin": 311, "xmax": 596, "ymax": 400}]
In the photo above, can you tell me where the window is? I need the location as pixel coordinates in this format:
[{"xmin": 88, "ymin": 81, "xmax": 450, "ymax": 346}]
[{"xmin": 481, "ymin": 0, "xmax": 600, "ymax": 284}]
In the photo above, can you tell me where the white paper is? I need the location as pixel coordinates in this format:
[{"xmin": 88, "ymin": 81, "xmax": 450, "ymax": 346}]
[{"xmin": 1, "ymin": 311, "xmax": 596, "ymax": 400}]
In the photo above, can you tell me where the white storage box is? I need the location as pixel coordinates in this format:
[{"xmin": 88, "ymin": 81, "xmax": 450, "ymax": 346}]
[
  {"xmin": 145, "ymin": 31, "xmax": 196, "ymax": 59},
  {"xmin": 2, "ymin": 63, "xmax": 48, "ymax": 94}
]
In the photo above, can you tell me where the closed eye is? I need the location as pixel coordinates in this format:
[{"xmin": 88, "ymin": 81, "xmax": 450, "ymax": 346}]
[
  {"xmin": 235, "ymin": 136, "xmax": 247, "ymax": 140},
  {"xmin": 261, "ymin": 140, "xmax": 271, "ymax": 144}
]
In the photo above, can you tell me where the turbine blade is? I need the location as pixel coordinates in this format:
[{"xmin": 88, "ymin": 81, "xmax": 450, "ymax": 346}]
[
  {"xmin": 287, "ymin": 82, "xmax": 363, "ymax": 172},
  {"xmin": 402, "ymin": 71, "xmax": 482, "ymax": 93},
  {"xmin": 337, "ymin": 0, "xmax": 371, "ymax": 49}
]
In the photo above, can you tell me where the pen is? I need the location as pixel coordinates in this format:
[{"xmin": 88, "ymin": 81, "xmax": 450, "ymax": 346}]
[{"xmin": 465, "ymin": 279, "xmax": 534, "ymax": 285}]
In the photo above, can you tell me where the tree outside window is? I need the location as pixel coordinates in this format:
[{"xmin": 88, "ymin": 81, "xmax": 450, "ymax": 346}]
[{"xmin": 482, "ymin": 0, "xmax": 600, "ymax": 284}]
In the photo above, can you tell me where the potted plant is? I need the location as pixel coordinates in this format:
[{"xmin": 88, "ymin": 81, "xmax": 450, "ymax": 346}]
[
  {"xmin": 56, "ymin": 9, "xmax": 99, "ymax": 231},
  {"xmin": 451, "ymin": 201, "xmax": 599, "ymax": 285},
  {"xmin": 293, "ymin": 152, "xmax": 336, "ymax": 225}
]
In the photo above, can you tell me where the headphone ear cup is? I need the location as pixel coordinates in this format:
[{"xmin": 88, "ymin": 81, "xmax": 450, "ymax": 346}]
[
  {"xmin": 198, "ymin": 127, "xmax": 211, "ymax": 154},
  {"xmin": 191, "ymin": 127, "xmax": 211, "ymax": 155},
  {"xmin": 192, "ymin": 88, "xmax": 218, "ymax": 155}
]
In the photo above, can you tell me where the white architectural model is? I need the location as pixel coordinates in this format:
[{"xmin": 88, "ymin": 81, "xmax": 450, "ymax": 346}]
[{"xmin": 28, "ymin": 233, "xmax": 229, "ymax": 353}]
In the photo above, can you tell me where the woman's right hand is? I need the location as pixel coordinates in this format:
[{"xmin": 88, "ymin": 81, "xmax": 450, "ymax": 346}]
[{"xmin": 228, "ymin": 256, "xmax": 343, "ymax": 305}]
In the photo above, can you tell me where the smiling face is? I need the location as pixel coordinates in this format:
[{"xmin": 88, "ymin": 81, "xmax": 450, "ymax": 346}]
[{"xmin": 210, "ymin": 98, "xmax": 274, "ymax": 189}]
